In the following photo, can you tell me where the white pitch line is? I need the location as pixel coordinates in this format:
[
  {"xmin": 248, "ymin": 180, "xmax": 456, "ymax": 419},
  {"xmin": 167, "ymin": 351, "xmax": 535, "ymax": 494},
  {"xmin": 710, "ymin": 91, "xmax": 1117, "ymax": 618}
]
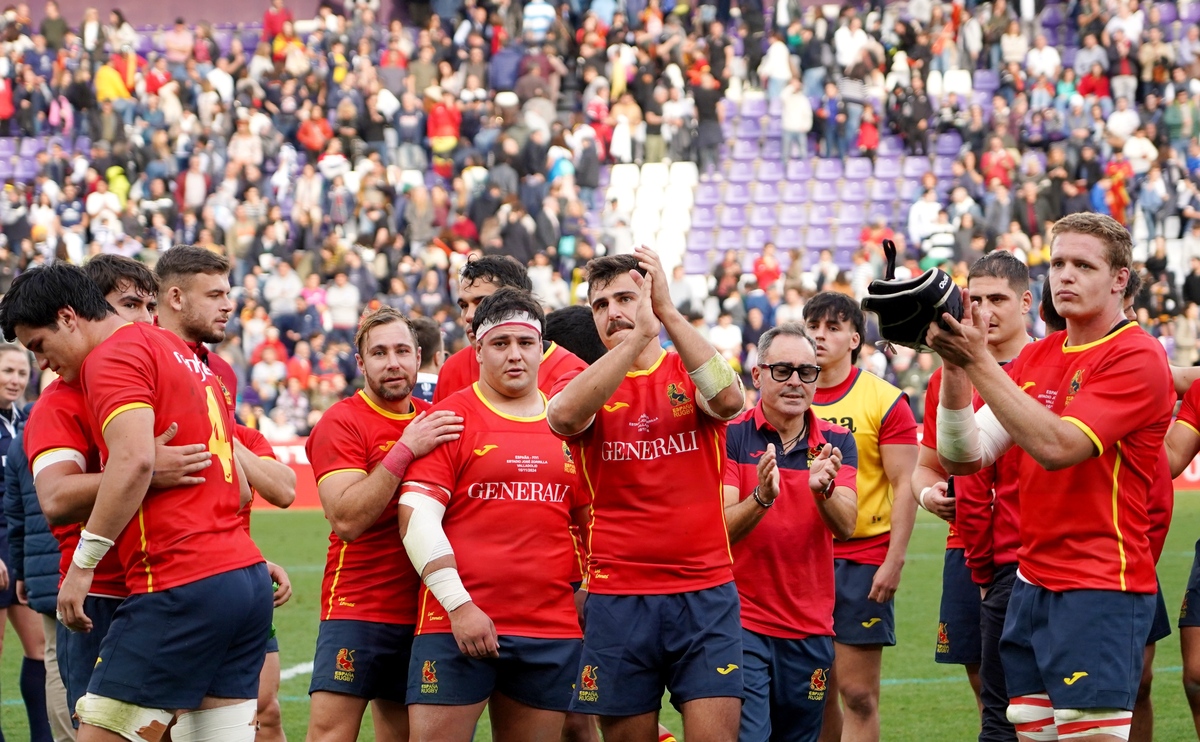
[{"xmin": 280, "ymin": 661, "xmax": 314, "ymax": 681}]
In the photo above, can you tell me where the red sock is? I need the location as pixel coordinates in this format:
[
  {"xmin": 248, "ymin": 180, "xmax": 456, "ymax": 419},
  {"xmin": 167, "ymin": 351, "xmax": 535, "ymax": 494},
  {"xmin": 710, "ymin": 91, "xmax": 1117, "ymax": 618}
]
[{"xmin": 659, "ymin": 734, "xmax": 678, "ymax": 742}]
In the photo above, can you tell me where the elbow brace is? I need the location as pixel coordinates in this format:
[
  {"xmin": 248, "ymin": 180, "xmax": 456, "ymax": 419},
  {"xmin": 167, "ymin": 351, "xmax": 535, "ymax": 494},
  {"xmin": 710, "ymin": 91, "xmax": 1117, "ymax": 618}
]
[
  {"xmin": 689, "ymin": 353, "xmax": 738, "ymax": 401},
  {"xmin": 399, "ymin": 492, "xmax": 472, "ymax": 612},
  {"xmin": 937, "ymin": 403, "xmax": 981, "ymax": 463}
]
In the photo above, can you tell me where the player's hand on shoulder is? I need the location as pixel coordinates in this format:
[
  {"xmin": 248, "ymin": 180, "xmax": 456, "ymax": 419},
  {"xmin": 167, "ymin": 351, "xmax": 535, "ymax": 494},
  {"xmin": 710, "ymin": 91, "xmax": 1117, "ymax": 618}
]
[
  {"xmin": 920, "ymin": 481, "xmax": 956, "ymax": 522},
  {"xmin": 449, "ymin": 602, "xmax": 500, "ymax": 659},
  {"xmin": 757, "ymin": 443, "xmax": 780, "ymax": 503},
  {"xmin": 401, "ymin": 410, "xmax": 465, "ymax": 458},
  {"xmin": 151, "ymin": 422, "xmax": 213, "ymax": 489},
  {"xmin": 266, "ymin": 561, "xmax": 292, "ymax": 607}
]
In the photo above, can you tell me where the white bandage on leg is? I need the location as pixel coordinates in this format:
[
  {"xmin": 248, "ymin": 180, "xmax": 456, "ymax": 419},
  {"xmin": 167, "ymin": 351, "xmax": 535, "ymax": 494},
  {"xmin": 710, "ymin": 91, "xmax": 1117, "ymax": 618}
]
[
  {"xmin": 1006, "ymin": 695, "xmax": 1058, "ymax": 742},
  {"xmin": 74, "ymin": 693, "xmax": 174, "ymax": 742},
  {"xmin": 171, "ymin": 699, "xmax": 258, "ymax": 742},
  {"xmin": 398, "ymin": 491, "xmax": 454, "ymax": 575},
  {"xmin": 1053, "ymin": 708, "xmax": 1132, "ymax": 740},
  {"xmin": 688, "ymin": 353, "xmax": 737, "ymax": 401}
]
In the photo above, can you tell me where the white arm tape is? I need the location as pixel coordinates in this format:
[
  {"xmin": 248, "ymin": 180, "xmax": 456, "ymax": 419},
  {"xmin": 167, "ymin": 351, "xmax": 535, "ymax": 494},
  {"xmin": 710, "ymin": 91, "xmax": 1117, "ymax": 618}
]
[
  {"xmin": 936, "ymin": 403, "xmax": 982, "ymax": 463},
  {"xmin": 72, "ymin": 530, "xmax": 115, "ymax": 570},
  {"xmin": 425, "ymin": 567, "xmax": 472, "ymax": 612},
  {"xmin": 918, "ymin": 486, "xmax": 933, "ymax": 511},
  {"xmin": 697, "ymin": 374, "xmax": 745, "ymax": 421},
  {"xmin": 975, "ymin": 404, "xmax": 1015, "ymax": 468},
  {"xmin": 689, "ymin": 353, "xmax": 738, "ymax": 401},
  {"xmin": 31, "ymin": 448, "xmax": 86, "ymax": 479},
  {"xmin": 399, "ymin": 491, "xmax": 455, "ymax": 575}
]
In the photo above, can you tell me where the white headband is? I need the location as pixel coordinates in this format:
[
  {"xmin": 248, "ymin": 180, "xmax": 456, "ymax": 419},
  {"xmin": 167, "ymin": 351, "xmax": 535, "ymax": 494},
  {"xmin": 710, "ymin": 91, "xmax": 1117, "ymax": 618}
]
[{"xmin": 475, "ymin": 312, "xmax": 543, "ymax": 342}]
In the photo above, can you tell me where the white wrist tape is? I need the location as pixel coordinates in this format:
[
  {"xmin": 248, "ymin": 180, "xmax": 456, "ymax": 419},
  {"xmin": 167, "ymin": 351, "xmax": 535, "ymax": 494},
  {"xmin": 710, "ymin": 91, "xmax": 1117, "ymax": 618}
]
[
  {"xmin": 399, "ymin": 491, "xmax": 454, "ymax": 575},
  {"xmin": 918, "ymin": 486, "xmax": 933, "ymax": 511},
  {"xmin": 689, "ymin": 353, "xmax": 737, "ymax": 401},
  {"xmin": 975, "ymin": 404, "xmax": 1015, "ymax": 468},
  {"xmin": 936, "ymin": 404, "xmax": 982, "ymax": 463},
  {"xmin": 72, "ymin": 530, "xmax": 115, "ymax": 570},
  {"xmin": 425, "ymin": 567, "xmax": 472, "ymax": 612}
]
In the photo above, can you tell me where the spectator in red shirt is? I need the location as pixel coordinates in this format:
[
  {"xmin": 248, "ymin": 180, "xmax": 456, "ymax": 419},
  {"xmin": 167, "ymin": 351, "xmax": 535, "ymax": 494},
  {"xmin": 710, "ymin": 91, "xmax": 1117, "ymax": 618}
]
[
  {"xmin": 753, "ymin": 242, "xmax": 783, "ymax": 290},
  {"xmin": 297, "ymin": 108, "xmax": 333, "ymax": 161},
  {"xmin": 144, "ymin": 56, "xmax": 171, "ymax": 97},
  {"xmin": 1077, "ymin": 63, "xmax": 1112, "ymax": 104},
  {"xmin": 980, "ymin": 135, "xmax": 1016, "ymax": 188},
  {"xmin": 262, "ymin": 0, "xmax": 293, "ymax": 43}
]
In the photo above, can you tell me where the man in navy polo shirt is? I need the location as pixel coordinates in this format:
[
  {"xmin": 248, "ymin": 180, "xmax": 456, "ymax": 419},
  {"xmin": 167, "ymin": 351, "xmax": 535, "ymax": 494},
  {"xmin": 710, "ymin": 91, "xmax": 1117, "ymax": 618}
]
[{"xmin": 724, "ymin": 322, "xmax": 859, "ymax": 742}]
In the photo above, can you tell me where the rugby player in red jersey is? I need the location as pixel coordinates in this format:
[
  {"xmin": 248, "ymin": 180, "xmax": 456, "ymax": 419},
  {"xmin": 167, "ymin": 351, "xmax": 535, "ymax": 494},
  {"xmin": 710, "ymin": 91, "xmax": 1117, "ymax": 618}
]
[
  {"xmin": 911, "ymin": 252, "xmax": 1032, "ymax": 742},
  {"xmin": 154, "ymin": 246, "xmax": 297, "ymax": 742},
  {"xmin": 930, "ymin": 213, "xmax": 1173, "ymax": 742},
  {"xmin": 305, "ymin": 307, "xmax": 462, "ymax": 742},
  {"xmin": 434, "ymin": 255, "xmax": 585, "ymax": 403},
  {"xmin": 1, "ymin": 262, "xmax": 272, "ymax": 742},
  {"xmin": 399, "ymin": 288, "xmax": 589, "ymax": 741},
  {"xmin": 724, "ymin": 322, "xmax": 859, "ymax": 742},
  {"xmin": 1166, "ymin": 378, "xmax": 1200, "ymax": 738},
  {"xmin": 548, "ymin": 247, "xmax": 744, "ymax": 742}
]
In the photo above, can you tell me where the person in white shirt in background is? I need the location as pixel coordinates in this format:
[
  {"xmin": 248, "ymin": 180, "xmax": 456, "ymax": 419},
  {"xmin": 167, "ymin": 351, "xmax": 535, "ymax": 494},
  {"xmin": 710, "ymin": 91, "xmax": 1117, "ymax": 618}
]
[
  {"xmin": 759, "ymin": 32, "xmax": 795, "ymax": 100},
  {"xmin": 781, "ymin": 78, "xmax": 813, "ymax": 161}
]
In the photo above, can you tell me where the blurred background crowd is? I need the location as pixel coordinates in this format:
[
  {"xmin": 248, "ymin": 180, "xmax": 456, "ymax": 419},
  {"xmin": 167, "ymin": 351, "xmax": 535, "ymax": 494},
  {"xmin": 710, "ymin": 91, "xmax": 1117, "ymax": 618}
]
[{"xmin": 0, "ymin": 0, "xmax": 1197, "ymax": 435}]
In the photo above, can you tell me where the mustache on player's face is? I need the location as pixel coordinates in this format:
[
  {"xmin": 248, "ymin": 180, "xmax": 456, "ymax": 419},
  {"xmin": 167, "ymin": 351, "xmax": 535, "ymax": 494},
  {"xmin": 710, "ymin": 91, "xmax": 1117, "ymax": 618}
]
[{"xmin": 606, "ymin": 319, "xmax": 635, "ymax": 335}]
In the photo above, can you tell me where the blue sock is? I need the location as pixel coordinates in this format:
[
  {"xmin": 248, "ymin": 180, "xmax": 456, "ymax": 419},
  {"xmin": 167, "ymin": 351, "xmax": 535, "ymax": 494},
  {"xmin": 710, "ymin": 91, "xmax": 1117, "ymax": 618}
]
[{"xmin": 20, "ymin": 657, "xmax": 51, "ymax": 742}]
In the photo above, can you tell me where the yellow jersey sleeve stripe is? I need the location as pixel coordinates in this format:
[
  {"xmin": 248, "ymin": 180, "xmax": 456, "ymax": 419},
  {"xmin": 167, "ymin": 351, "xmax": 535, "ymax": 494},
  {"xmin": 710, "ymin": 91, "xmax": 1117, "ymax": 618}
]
[
  {"xmin": 102, "ymin": 402, "xmax": 152, "ymax": 434},
  {"xmin": 316, "ymin": 468, "xmax": 368, "ymax": 486},
  {"xmin": 1176, "ymin": 420, "xmax": 1200, "ymax": 437},
  {"xmin": 1063, "ymin": 416, "xmax": 1104, "ymax": 456}
]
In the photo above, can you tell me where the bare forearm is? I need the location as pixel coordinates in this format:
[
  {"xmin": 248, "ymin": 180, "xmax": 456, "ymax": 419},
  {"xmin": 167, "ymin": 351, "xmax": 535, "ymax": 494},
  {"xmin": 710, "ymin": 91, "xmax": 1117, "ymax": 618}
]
[
  {"xmin": 724, "ymin": 498, "xmax": 768, "ymax": 544},
  {"xmin": 1175, "ymin": 365, "xmax": 1200, "ymax": 397},
  {"xmin": 967, "ymin": 359, "xmax": 1087, "ymax": 469},
  {"xmin": 548, "ymin": 333, "xmax": 654, "ymax": 436},
  {"xmin": 236, "ymin": 448, "xmax": 296, "ymax": 508},
  {"xmin": 939, "ymin": 363, "xmax": 974, "ymax": 411},
  {"xmin": 816, "ymin": 489, "xmax": 858, "ymax": 541},
  {"xmin": 885, "ymin": 486, "xmax": 917, "ymax": 562},
  {"xmin": 85, "ymin": 455, "xmax": 152, "ymax": 541},
  {"xmin": 331, "ymin": 467, "xmax": 401, "ymax": 541},
  {"xmin": 37, "ymin": 472, "xmax": 102, "ymax": 525}
]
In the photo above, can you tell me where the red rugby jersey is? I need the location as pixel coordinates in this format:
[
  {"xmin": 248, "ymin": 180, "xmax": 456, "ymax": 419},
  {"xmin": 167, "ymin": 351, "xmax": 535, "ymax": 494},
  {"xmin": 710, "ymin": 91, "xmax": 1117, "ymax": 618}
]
[
  {"xmin": 1005, "ymin": 325, "xmax": 1172, "ymax": 593},
  {"xmin": 402, "ymin": 384, "xmax": 587, "ymax": 639},
  {"xmin": 725, "ymin": 404, "xmax": 858, "ymax": 639},
  {"xmin": 80, "ymin": 323, "xmax": 263, "ymax": 594},
  {"xmin": 306, "ymin": 390, "xmax": 429, "ymax": 624},
  {"xmin": 24, "ymin": 379, "xmax": 128, "ymax": 598},
  {"xmin": 550, "ymin": 351, "xmax": 734, "ymax": 595},
  {"xmin": 924, "ymin": 366, "xmax": 1025, "ymax": 586},
  {"xmin": 922, "ymin": 367, "xmax": 964, "ymax": 551},
  {"xmin": 234, "ymin": 424, "xmax": 276, "ymax": 534},
  {"xmin": 434, "ymin": 342, "xmax": 587, "ymax": 403}
]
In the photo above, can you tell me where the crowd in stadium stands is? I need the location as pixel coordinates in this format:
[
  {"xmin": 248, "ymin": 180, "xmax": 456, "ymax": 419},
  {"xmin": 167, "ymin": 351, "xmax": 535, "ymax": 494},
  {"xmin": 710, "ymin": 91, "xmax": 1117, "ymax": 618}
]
[{"xmin": 0, "ymin": 0, "xmax": 1198, "ymax": 431}]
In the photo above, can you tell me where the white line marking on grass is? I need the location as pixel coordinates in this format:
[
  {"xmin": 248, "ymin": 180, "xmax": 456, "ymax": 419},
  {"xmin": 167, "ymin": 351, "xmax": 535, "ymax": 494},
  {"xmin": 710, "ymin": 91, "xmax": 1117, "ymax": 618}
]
[{"xmin": 281, "ymin": 661, "xmax": 315, "ymax": 681}]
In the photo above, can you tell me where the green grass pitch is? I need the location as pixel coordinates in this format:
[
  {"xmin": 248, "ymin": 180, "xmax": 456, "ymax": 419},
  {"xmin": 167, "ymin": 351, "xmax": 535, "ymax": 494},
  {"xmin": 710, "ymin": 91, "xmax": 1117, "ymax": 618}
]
[{"xmin": 2, "ymin": 497, "xmax": 1199, "ymax": 740}]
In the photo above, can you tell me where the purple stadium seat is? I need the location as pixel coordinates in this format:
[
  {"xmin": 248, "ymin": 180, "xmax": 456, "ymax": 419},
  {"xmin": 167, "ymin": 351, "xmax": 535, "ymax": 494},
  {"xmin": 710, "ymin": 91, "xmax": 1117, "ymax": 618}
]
[
  {"xmin": 684, "ymin": 251, "xmax": 711, "ymax": 274},
  {"xmin": 902, "ymin": 156, "xmax": 931, "ymax": 178},
  {"xmin": 0, "ymin": 160, "xmax": 13, "ymax": 180},
  {"xmin": 835, "ymin": 227, "xmax": 861, "ymax": 249},
  {"xmin": 214, "ymin": 30, "xmax": 234, "ymax": 54},
  {"xmin": 597, "ymin": 167, "xmax": 611, "ymax": 188},
  {"xmin": 0, "ymin": 139, "xmax": 14, "ymax": 160},
  {"xmin": 761, "ymin": 139, "xmax": 783, "ymax": 162},
  {"xmin": 932, "ymin": 156, "xmax": 956, "ymax": 178},
  {"xmin": 716, "ymin": 228, "xmax": 743, "ymax": 250},
  {"xmin": 740, "ymin": 97, "xmax": 767, "ymax": 119},
  {"xmin": 764, "ymin": 117, "xmax": 783, "ymax": 139},
  {"xmin": 1041, "ymin": 27, "xmax": 1059, "ymax": 46},
  {"xmin": 15, "ymin": 157, "xmax": 35, "ymax": 181},
  {"xmin": 810, "ymin": 203, "xmax": 834, "ymax": 223},
  {"xmin": 815, "ymin": 159, "xmax": 844, "ymax": 181},
  {"xmin": 1040, "ymin": 4, "xmax": 1064, "ymax": 25},
  {"xmin": 747, "ymin": 228, "xmax": 772, "ymax": 247},
  {"xmin": 845, "ymin": 157, "xmax": 873, "ymax": 180},
  {"xmin": 692, "ymin": 206, "xmax": 717, "ymax": 230},
  {"xmin": 725, "ymin": 183, "xmax": 751, "ymax": 205},
  {"xmin": 878, "ymin": 137, "xmax": 905, "ymax": 157},
  {"xmin": 842, "ymin": 181, "xmax": 868, "ymax": 202},
  {"xmin": 1187, "ymin": 4, "xmax": 1200, "ymax": 23},
  {"xmin": 688, "ymin": 230, "xmax": 715, "ymax": 251},
  {"xmin": 870, "ymin": 179, "xmax": 897, "ymax": 201},
  {"xmin": 874, "ymin": 157, "xmax": 901, "ymax": 179},
  {"xmin": 17, "ymin": 138, "xmax": 39, "ymax": 157},
  {"xmin": 776, "ymin": 226, "xmax": 802, "ymax": 249},
  {"xmin": 867, "ymin": 202, "xmax": 892, "ymax": 221},
  {"xmin": 695, "ymin": 182, "xmax": 721, "ymax": 206},
  {"xmin": 974, "ymin": 69, "xmax": 1000, "ymax": 93},
  {"xmin": 729, "ymin": 161, "xmax": 755, "ymax": 183},
  {"xmin": 781, "ymin": 182, "xmax": 809, "ymax": 203},
  {"xmin": 812, "ymin": 186, "xmax": 838, "ymax": 203},
  {"xmin": 1156, "ymin": 3, "xmax": 1178, "ymax": 23},
  {"xmin": 732, "ymin": 139, "xmax": 759, "ymax": 161},
  {"xmin": 752, "ymin": 182, "xmax": 780, "ymax": 204},
  {"xmin": 736, "ymin": 118, "xmax": 762, "ymax": 140},
  {"xmin": 768, "ymin": 98, "xmax": 783, "ymax": 117},
  {"xmin": 719, "ymin": 206, "xmax": 747, "ymax": 228},
  {"xmin": 807, "ymin": 227, "xmax": 833, "ymax": 250},
  {"xmin": 836, "ymin": 204, "xmax": 865, "ymax": 224},
  {"xmin": 900, "ymin": 178, "xmax": 924, "ymax": 201},
  {"xmin": 786, "ymin": 160, "xmax": 813, "ymax": 181},
  {"xmin": 759, "ymin": 160, "xmax": 785, "ymax": 182},
  {"xmin": 749, "ymin": 205, "xmax": 776, "ymax": 228},
  {"xmin": 779, "ymin": 204, "xmax": 808, "ymax": 226},
  {"xmin": 935, "ymin": 132, "xmax": 963, "ymax": 156}
]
